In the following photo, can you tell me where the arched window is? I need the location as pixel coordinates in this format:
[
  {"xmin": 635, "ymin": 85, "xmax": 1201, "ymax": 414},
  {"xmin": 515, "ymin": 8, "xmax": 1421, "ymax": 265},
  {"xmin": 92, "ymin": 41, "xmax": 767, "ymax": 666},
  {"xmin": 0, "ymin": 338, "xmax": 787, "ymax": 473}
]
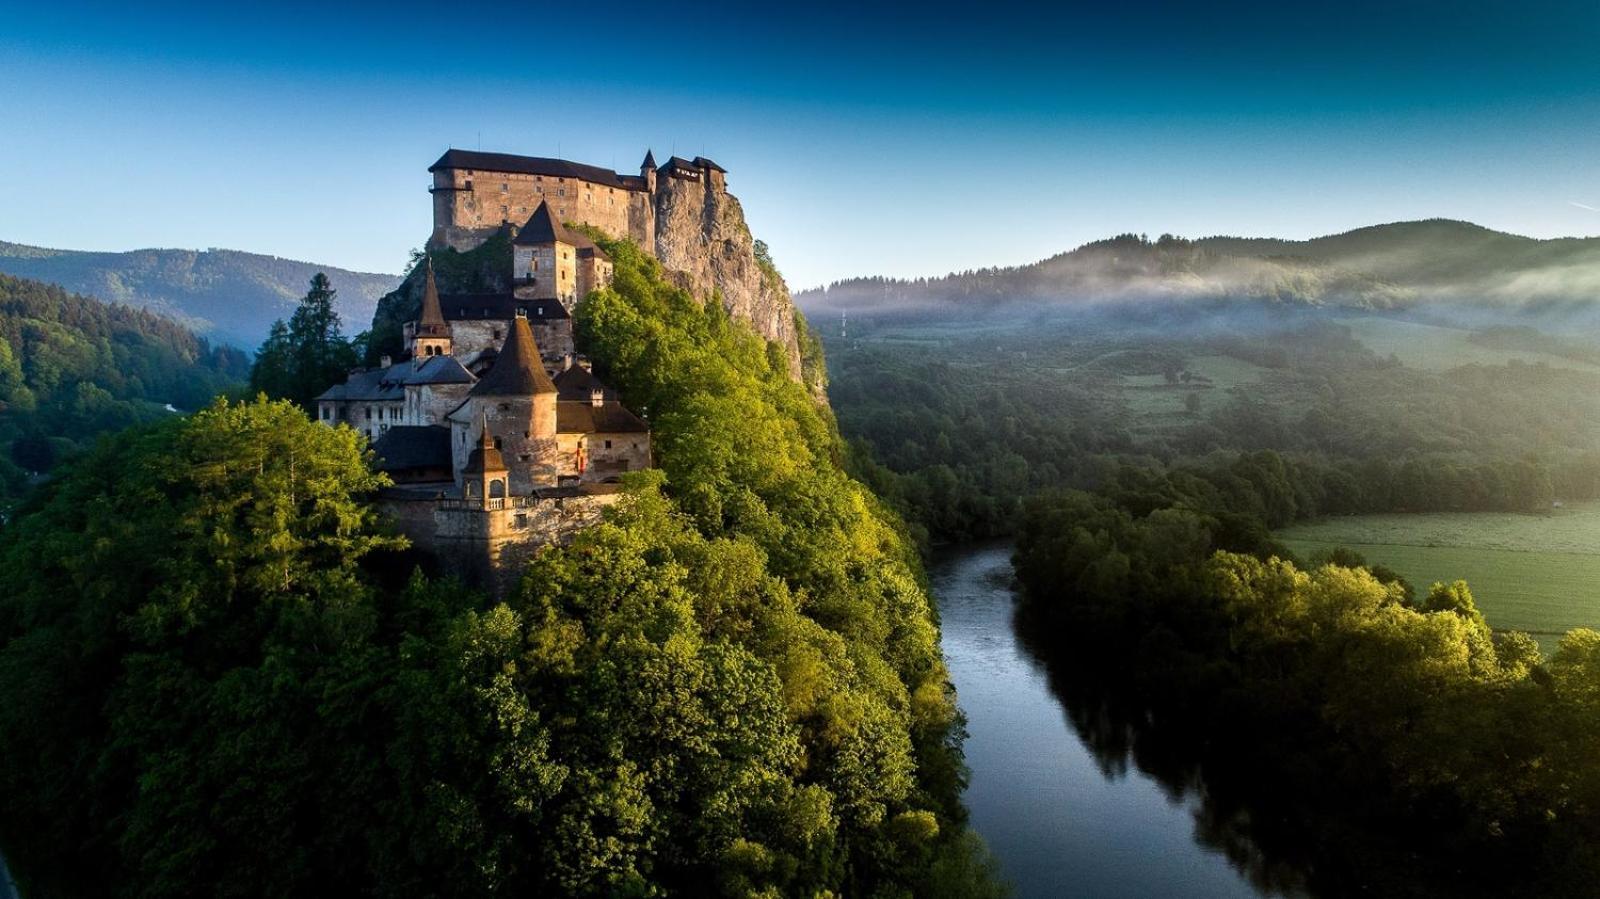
[{"xmin": 490, "ymin": 479, "xmax": 506, "ymax": 498}]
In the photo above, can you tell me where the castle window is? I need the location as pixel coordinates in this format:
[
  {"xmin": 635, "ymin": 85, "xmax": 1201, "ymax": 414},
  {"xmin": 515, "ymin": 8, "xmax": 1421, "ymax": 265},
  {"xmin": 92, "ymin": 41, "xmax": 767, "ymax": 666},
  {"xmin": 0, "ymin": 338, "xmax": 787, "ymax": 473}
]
[
  {"xmin": 604, "ymin": 440, "xmax": 613, "ymax": 449},
  {"xmin": 465, "ymin": 179, "xmax": 473, "ymax": 191},
  {"xmin": 492, "ymin": 329, "xmax": 502, "ymax": 340},
  {"xmin": 499, "ymin": 403, "xmax": 510, "ymax": 411},
  {"xmin": 493, "ymin": 437, "xmax": 503, "ymax": 450},
  {"xmin": 558, "ymin": 188, "xmax": 565, "ymax": 197},
  {"xmin": 518, "ymin": 453, "xmax": 531, "ymax": 462},
  {"xmin": 365, "ymin": 407, "xmax": 372, "ymax": 420},
  {"xmin": 501, "ymin": 183, "xmax": 508, "ymax": 191}
]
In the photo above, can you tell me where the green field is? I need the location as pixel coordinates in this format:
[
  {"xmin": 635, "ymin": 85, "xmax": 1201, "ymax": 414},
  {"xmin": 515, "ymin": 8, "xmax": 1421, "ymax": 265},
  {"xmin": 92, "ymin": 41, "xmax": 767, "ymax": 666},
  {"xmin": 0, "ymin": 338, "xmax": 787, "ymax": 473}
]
[
  {"xmin": 1120, "ymin": 354, "xmax": 1274, "ymax": 417},
  {"xmin": 1345, "ymin": 316, "xmax": 1600, "ymax": 373},
  {"xmin": 1278, "ymin": 505, "xmax": 1600, "ymax": 652}
]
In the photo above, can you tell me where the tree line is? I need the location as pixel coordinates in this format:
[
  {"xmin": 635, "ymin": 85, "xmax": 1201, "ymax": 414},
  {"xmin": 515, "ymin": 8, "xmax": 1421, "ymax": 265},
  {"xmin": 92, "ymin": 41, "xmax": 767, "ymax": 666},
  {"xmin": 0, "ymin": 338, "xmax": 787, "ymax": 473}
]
[{"xmin": 1011, "ymin": 455, "xmax": 1600, "ymax": 894}]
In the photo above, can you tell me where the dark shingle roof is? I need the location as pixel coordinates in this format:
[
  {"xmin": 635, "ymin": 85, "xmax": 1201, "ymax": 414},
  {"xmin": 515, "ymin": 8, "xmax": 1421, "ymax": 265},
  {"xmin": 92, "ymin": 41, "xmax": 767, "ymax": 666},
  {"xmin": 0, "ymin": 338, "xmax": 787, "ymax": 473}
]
[
  {"xmin": 371, "ymin": 426, "xmax": 452, "ymax": 472},
  {"xmin": 692, "ymin": 156, "xmax": 726, "ymax": 173},
  {"xmin": 513, "ymin": 201, "xmax": 575, "ymax": 246},
  {"xmin": 642, "ymin": 149, "xmax": 656, "ymax": 169},
  {"xmin": 470, "ymin": 314, "xmax": 556, "ymax": 396},
  {"xmin": 552, "ymin": 364, "xmax": 614, "ymax": 402},
  {"xmin": 441, "ymin": 293, "xmax": 515, "ymax": 320},
  {"xmin": 557, "ymin": 400, "xmax": 650, "ymax": 434},
  {"xmin": 404, "ymin": 355, "xmax": 474, "ymax": 385},
  {"xmin": 461, "ymin": 413, "xmax": 507, "ymax": 474},
  {"xmin": 313, "ymin": 356, "xmax": 472, "ymax": 403},
  {"xmin": 439, "ymin": 292, "xmax": 569, "ymax": 321},
  {"xmin": 416, "ymin": 258, "xmax": 449, "ymax": 337},
  {"xmin": 316, "ymin": 368, "xmax": 398, "ymax": 403},
  {"xmin": 430, "ymin": 149, "xmax": 640, "ymax": 191},
  {"xmin": 659, "ymin": 156, "xmax": 701, "ymax": 174}
]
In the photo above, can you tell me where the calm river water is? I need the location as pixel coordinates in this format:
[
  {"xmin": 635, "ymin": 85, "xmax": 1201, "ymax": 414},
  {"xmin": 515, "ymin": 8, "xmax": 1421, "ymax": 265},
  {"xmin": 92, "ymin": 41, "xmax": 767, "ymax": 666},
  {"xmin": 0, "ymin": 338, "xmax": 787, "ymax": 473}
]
[{"xmin": 933, "ymin": 543, "xmax": 1274, "ymax": 899}]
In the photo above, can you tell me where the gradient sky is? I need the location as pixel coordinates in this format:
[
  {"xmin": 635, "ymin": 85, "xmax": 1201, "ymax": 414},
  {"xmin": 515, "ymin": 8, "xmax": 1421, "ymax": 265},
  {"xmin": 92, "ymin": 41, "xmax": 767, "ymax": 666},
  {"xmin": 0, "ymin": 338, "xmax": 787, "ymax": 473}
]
[{"xmin": 3, "ymin": 0, "xmax": 1599, "ymax": 289}]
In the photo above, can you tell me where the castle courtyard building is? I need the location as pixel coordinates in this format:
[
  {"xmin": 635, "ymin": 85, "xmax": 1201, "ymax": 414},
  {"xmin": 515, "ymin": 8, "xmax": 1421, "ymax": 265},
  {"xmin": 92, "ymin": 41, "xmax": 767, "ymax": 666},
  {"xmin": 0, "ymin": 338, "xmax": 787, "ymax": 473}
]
[{"xmin": 315, "ymin": 244, "xmax": 651, "ymax": 591}]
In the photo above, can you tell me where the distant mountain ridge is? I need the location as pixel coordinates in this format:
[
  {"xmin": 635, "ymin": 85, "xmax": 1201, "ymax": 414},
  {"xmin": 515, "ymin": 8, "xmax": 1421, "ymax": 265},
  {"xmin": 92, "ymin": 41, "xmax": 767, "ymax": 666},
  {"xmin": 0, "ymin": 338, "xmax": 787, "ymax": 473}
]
[
  {"xmin": 797, "ymin": 219, "xmax": 1600, "ymax": 318},
  {"xmin": 0, "ymin": 241, "xmax": 401, "ymax": 347}
]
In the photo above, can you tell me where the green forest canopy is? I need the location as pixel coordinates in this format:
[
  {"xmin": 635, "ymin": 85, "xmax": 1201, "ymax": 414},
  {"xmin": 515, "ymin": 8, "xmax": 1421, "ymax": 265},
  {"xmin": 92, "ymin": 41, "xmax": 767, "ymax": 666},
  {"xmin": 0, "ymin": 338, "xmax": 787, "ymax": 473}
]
[
  {"xmin": 0, "ymin": 272, "xmax": 247, "ymax": 509},
  {"xmin": 0, "ymin": 238, "xmax": 1003, "ymax": 897}
]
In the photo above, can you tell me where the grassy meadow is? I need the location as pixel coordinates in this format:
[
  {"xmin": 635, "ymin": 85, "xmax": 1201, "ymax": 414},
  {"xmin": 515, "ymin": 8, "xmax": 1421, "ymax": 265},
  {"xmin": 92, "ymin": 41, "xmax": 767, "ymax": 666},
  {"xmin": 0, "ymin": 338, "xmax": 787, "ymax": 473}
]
[
  {"xmin": 1278, "ymin": 504, "xmax": 1600, "ymax": 652},
  {"xmin": 1344, "ymin": 316, "xmax": 1600, "ymax": 373}
]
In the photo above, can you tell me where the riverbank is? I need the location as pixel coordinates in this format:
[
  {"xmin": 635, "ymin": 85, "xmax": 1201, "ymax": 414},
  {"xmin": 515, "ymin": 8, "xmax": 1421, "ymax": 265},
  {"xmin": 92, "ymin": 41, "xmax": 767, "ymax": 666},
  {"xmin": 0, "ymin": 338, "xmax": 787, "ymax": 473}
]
[{"xmin": 933, "ymin": 543, "xmax": 1263, "ymax": 898}]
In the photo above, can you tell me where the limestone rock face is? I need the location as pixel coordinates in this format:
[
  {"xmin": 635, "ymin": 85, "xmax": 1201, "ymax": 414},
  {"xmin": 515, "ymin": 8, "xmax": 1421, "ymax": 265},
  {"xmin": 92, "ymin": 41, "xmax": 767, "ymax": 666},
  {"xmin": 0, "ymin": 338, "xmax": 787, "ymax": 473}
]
[{"xmin": 653, "ymin": 176, "xmax": 804, "ymax": 381}]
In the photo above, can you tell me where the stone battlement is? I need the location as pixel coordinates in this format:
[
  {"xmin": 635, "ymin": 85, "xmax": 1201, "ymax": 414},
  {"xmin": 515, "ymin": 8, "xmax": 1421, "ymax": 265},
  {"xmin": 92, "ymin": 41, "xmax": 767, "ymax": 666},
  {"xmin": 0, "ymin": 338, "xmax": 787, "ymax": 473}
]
[{"xmin": 428, "ymin": 148, "xmax": 728, "ymax": 254}]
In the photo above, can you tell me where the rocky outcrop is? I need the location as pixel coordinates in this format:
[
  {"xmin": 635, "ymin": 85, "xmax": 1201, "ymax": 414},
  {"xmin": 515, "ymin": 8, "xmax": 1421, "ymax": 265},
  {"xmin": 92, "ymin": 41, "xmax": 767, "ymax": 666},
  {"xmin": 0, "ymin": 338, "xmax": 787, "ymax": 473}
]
[{"xmin": 653, "ymin": 176, "xmax": 805, "ymax": 382}]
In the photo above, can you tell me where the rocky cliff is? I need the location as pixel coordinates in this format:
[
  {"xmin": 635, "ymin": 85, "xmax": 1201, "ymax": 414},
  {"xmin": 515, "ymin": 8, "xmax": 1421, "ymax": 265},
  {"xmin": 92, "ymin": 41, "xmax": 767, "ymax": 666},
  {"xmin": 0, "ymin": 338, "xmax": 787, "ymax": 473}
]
[
  {"xmin": 652, "ymin": 176, "xmax": 808, "ymax": 383},
  {"xmin": 368, "ymin": 169, "xmax": 823, "ymax": 395}
]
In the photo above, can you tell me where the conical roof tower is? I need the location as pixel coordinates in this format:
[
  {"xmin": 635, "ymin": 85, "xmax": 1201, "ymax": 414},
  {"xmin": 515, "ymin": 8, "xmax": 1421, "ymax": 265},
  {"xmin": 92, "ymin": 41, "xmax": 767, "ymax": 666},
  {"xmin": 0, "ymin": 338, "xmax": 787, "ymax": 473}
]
[
  {"xmin": 461, "ymin": 410, "xmax": 507, "ymax": 475},
  {"xmin": 416, "ymin": 257, "xmax": 449, "ymax": 338},
  {"xmin": 512, "ymin": 201, "xmax": 574, "ymax": 247},
  {"xmin": 470, "ymin": 313, "xmax": 555, "ymax": 396}
]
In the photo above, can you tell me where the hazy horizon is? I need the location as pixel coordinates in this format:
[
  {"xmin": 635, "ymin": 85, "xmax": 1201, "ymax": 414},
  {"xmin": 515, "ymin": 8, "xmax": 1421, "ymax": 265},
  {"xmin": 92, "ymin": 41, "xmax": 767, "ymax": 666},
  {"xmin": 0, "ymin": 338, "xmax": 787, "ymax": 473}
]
[{"xmin": 4, "ymin": 0, "xmax": 1599, "ymax": 289}]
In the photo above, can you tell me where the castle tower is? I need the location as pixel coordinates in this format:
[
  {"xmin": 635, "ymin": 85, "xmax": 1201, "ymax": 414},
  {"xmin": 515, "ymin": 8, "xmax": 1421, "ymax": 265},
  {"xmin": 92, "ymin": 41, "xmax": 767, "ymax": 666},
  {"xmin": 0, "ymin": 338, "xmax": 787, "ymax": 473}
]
[
  {"xmin": 412, "ymin": 258, "xmax": 452, "ymax": 360},
  {"xmin": 512, "ymin": 202, "xmax": 578, "ymax": 303},
  {"xmin": 459, "ymin": 311, "xmax": 558, "ymax": 492},
  {"xmin": 461, "ymin": 411, "xmax": 509, "ymax": 510},
  {"xmin": 641, "ymin": 149, "xmax": 657, "ymax": 194}
]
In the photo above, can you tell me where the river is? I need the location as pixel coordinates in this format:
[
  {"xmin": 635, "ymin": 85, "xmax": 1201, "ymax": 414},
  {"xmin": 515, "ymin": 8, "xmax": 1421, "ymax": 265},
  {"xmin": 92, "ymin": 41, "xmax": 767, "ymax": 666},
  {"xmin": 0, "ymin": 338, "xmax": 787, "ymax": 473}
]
[{"xmin": 933, "ymin": 543, "xmax": 1278, "ymax": 899}]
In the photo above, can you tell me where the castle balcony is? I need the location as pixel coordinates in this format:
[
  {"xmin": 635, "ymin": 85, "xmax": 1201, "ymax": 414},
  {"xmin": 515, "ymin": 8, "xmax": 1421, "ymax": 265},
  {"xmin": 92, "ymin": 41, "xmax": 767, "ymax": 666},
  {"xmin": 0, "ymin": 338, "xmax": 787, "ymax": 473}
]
[
  {"xmin": 486, "ymin": 497, "xmax": 505, "ymax": 510},
  {"xmin": 429, "ymin": 183, "xmax": 473, "ymax": 193}
]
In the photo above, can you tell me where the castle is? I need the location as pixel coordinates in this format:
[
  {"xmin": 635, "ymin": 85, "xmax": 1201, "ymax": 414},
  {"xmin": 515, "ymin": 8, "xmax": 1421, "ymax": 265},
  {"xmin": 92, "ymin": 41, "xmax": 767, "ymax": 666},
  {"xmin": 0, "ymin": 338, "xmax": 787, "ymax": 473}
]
[
  {"xmin": 318, "ymin": 180, "xmax": 660, "ymax": 589},
  {"xmin": 428, "ymin": 148, "xmax": 727, "ymax": 255},
  {"xmin": 313, "ymin": 146, "xmax": 779, "ymax": 589}
]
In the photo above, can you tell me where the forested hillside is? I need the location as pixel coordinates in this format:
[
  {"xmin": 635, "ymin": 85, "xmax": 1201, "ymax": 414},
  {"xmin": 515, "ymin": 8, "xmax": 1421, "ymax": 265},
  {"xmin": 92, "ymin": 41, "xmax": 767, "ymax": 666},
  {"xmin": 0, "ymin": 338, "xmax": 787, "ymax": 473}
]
[
  {"xmin": 824, "ymin": 295, "xmax": 1600, "ymax": 892},
  {"xmin": 799, "ymin": 220, "xmax": 1600, "ymax": 322},
  {"xmin": 0, "ymin": 239, "xmax": 1001, "ymax": 897},
  {"xmin": 0, "ymin": 241, "xmax": 399, "ymax": 347},
  {"xmin": 0, "ymin": 273, "xmax": 247, "ymax": 509},
  {"xmin": 831, "ymin": 314, "xmax": 1600, "ymax": 545}
]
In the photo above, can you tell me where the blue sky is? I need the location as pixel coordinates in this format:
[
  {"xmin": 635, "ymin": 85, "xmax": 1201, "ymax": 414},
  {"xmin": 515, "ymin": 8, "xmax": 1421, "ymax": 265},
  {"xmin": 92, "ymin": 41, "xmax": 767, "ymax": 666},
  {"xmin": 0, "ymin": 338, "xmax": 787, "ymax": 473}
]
[{"xmin": 2, "ymin": 0, "xmax": 1599, "ymax": 289}]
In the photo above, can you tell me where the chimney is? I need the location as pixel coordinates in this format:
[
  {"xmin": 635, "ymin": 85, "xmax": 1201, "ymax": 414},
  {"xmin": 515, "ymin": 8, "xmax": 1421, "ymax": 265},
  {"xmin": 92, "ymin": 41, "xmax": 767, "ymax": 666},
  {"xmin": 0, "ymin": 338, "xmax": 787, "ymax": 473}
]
[
  {"xmin": 590, "ymin": 386, "xmax": 604, "ymax": 408},
  {"xmin": 380, "ymin": 354, "xmax": 392, "ymax": 368},
  {"xmin": 563, "ymin": 352, "xmax": 575, "ymax": 371}
]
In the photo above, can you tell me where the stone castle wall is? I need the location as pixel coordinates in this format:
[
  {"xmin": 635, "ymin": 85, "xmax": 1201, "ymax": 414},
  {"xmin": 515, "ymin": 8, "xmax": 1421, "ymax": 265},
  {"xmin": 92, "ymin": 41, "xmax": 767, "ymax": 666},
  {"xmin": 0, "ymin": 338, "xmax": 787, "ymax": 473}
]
[
  {"xmin": 449, "ymin": 395, "xmax": 559, "ymax": 492},
  {"xmin": 555, "ymin": 428, "xmax": 650, "ymax": 481},
  {"xmin": 432, "ymin": 168, "xmax": 646, "ymax": 251},
  {"xmin": 380, "ymin": 488, "xmax": 623, "ymax": 594},
  {"xmin": 428, "ymin": 151, "xmax": 810, "ymax": 388}
]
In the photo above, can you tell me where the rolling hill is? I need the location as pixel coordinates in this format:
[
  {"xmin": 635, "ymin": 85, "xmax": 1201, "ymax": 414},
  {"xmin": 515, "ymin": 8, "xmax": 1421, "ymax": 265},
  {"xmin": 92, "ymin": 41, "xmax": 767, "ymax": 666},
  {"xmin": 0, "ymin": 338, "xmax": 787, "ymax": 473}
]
[
  {"xmin": 798, "ymin": 220, "xmax": 1600, "ymax": 323},
  {"xmin": 0, "ymin": 241, "xmax": 400, "ymax": 348}
]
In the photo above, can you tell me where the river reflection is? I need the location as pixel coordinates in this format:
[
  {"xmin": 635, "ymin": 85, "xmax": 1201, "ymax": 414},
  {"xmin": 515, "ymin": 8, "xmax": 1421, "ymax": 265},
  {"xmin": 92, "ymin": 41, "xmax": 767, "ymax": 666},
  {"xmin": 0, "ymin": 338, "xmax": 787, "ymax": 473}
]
[{"xmin": 933, "ymin": 542, "xmax": 1305, "ymax": 899}]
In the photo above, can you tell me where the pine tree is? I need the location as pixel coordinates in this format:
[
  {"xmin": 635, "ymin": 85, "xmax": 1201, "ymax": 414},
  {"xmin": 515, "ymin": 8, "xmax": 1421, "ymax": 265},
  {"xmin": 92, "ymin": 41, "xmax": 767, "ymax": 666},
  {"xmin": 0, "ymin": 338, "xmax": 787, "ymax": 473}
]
[{"xmin": 249, "ymin": 274, "xmax": 357, "ymax": 408}]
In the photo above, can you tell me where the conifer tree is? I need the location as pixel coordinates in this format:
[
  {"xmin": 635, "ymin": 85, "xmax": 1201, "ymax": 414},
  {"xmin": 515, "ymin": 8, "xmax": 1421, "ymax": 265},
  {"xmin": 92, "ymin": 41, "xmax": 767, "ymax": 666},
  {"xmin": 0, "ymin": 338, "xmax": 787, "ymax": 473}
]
[{"xmin": 249, "ymin": 273, "xmax": 358, "ymax": 408}]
